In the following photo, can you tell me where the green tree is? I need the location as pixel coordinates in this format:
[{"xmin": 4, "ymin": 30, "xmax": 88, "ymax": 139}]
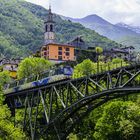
[
  {"xmin": 73, "ymin": 58, "xmax": 128, "ymax": 79},
  {"xmin": 0, "ymin": 88, "xmax": 26, "ymax": 139},
  {"xmin": 112, "ymin": 58, "xmax": 124, "ymax": 64},
  {"xmin": 0, "ymin": 71, "xmax": 11, "ymax": 87},
  {"xmin": 73, "ymin": 59, "xmax": 95, "ymax": 78},
  {"xmin": 17, "ymin": 57, "xmax": 52, "ymax": 79},
  {"xmin": 93, "ymin": 101, "xmax": 140, "ymax": 140},
  {"xmin": 95, "ymin": 46, "xmax": 103, "ymax": 54},
  {"xmin": 95, "ymin": 47, "xmax": 103, "ymax": 72}
]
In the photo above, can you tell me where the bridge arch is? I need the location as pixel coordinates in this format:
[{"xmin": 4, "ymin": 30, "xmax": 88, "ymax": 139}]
[
  {"xmin": 5, "ymin": 63, "xmax": 140, "ymax": 140},
  {"xmin": 46, "ymin": 88, "xmax": 140, "ymax": 139}
]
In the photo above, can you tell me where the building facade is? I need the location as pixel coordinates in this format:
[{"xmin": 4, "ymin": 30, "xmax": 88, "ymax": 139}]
[
  {"xmin": 41, "ymin": 43, "xmax": 75, "ymax": 62},
  {"xmin": 0, "ymin": 58, "xmax": 22, "ymax": 78},
  {"xmin": 103, "ymin": 46, "xmax": 135, "ymax": 62}
]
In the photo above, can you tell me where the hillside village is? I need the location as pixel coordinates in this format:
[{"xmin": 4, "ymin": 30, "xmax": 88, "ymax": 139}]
[{"xmin": 0, "ymin": 6, "xmax": 136, "ymax": 79}]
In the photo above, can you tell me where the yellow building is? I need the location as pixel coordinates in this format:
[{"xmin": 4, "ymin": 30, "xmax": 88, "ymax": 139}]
[
  {"xmin": 1, "ymin": 58, "xmax": 22, "ymax": 79},
  {"xmin": 9, "ymin": 70, "xmax": 17, "ymax": 78},
  {"xmin": 41, "ymin": 43, "xmax": 75, "ymax": 62},
  {"xmin": 3, "ymin": 63, "xmax": 18, "ymax": 79}
]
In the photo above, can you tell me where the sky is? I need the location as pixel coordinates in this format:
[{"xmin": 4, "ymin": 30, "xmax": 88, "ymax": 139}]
[{"xmin": 25, "ymin": 0, "xmax": 140, "ymax": 26}]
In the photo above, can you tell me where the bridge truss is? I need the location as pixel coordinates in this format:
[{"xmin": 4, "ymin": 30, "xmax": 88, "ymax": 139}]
[{"xmin": 5, "ymin": 63, "xmax": 140, "ymax": 140}]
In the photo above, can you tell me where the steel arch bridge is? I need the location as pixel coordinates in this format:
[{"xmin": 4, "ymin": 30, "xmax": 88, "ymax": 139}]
[{"xmin": 5, "ymin": 63, "xmax": 140, "ymax": 140}]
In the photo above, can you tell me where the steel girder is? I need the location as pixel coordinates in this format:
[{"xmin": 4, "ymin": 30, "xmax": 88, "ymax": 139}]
[{"xmin": 5, "ymin": 63, "xmax": 140, "ymax": 139}]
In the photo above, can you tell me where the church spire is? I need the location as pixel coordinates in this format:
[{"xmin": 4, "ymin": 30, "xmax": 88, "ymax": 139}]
[
  {"xmin": 49, "ymin": 4, "xmax": 51, "ymax": 13},
  {"xmin": 47, "ymin": 4, "xmax": 53, "ymax": 22},
  {"xmin": 44, "ymin": 4, "xmax": 55, "ymax": 45}
]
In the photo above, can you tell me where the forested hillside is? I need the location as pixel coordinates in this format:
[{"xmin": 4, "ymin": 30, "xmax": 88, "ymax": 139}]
[{"xmin": 0, "ymin": 0, "xmax": 120, "ymax": 58}]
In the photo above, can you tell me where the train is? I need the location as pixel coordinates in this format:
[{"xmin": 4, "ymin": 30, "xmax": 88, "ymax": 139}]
[{"xmin": 4, "ymin": 66, "xmax": 73, "ymax": 94}]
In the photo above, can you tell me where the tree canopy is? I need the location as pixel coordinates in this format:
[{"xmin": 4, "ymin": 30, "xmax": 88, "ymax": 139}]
[
  {"xmin": 0, "ymin": 71, "xmax": 11, "ymax": 87},
  {"xmin": 73, "ymin": 58, "xmax": 127, "ymax": 79},
  {"xmin": 73, "ymin": 59, "xmax": 95, "ymax": 78},
  {"xmin": 0, "ymin": 70, "xmax": 26, "ymax": 139},
  {"xmin": 17, "ymin": 57, "xmax": 52, "ymax": 79},
  {"xmin": 93, "ymin": 101, "xmax": 140, "ymax": 140},
  {"xmin": 95, "ymin": 46, "xmax": 103, "ymax": 54}
]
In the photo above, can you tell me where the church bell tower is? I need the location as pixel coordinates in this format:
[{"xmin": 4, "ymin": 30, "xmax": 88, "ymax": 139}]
[{"xmin": 44, "ymin": 6, "xmax": 55, "ymax": 45}]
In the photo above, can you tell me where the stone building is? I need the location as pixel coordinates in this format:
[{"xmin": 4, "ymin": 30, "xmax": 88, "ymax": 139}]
[
  {"xmin": 103, "ymin": 46, "xmax": 135, "ymax": 61},
  {"xmin": 68, "ymin": 36, "xmax": 86, "ymax": 49}
]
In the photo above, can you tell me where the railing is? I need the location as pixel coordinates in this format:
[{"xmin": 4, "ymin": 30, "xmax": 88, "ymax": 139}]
[
  {"xmin": 72, "ymin": 61, "xmax": 130, "ymax": 78},
  {"xmin": 5, "ymin": 69, "xmax": 52, "ymax": 89},
  {"xmin": 4, "ymin": 61, "xmax": 140, "ymax": 90}
]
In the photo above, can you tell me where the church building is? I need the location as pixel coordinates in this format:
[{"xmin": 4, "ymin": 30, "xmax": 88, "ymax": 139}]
[{"xmin": 41, "ymin": 6, "xmax": 75, "ymax": 62}]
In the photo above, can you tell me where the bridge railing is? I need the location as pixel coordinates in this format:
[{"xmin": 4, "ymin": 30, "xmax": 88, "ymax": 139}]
[
  {"xmin": 4, "ymin": 69, "xmax": 51, "ymax": 89},
  {"xmin": 72, "ymin": 61, "xmax": 130, "ymax": 79},
  {"xmin": 4, "ymin": 61, "xmax": 140, "ymax": 90}
]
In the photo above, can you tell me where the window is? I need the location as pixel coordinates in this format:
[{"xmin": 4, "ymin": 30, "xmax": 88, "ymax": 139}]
[
  {"xmin": 66, "ymin": 52, "xmax": 70, "ymax": 56},
  {"xmin": 58, "ymin": 47, "xmax": 62, "ymax": 51},
  {"xmin": 58, "ymin": 56, "xmax": 62, "ymax": 60},
  {"xmin": 44, "ymin": 52, "xmax": 47, "ymax": 56},
  {"xmin": 58, "ymin": 51, "xmax": 62, "ymax": 55},
  {"xmin": 66, "ymin": 48, "xmax": 70, "ymax": 51},
  {"xmin": 50, "ymin": 24, "xmax": 53, "ymax": 32},
  {"xmin": 74, "ymin": 50, "xmax": 76, "ymax": 56}
]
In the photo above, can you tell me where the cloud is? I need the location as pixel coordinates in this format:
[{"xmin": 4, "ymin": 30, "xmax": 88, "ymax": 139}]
[
  {"xmin": 25, "ymin": 0, "xmax": 140, "ymax": 26},
  {"xmin": 25, "ymin": 0, "xmax": 49, "ymax": 7}
]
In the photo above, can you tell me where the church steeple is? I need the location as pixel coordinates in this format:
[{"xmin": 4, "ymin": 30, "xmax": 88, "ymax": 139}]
[
  {"xmin": 48, "ymin": 5, "xmax": 53, "ymax": 21},
  {"xmin": 44, "ymin": 5, "xmax": 55, "ymax": 45}
]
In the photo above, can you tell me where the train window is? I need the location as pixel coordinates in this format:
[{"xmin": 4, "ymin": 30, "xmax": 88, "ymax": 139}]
[{"xmin": 63, "ymin": 67, "xmax": 73, "ymax": 76}]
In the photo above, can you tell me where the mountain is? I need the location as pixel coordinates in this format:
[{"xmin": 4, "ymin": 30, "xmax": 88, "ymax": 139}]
[
  {"xmin": 116, "ymin": 23, "xmax": 140, "ymax": 34},
  {"xmin": 65, "ymin": 15, "xmax": 140, "ymax": 51},
  {"xmin": 0, "ymin": 0, "xmax": 121, "ymax": 58}
]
